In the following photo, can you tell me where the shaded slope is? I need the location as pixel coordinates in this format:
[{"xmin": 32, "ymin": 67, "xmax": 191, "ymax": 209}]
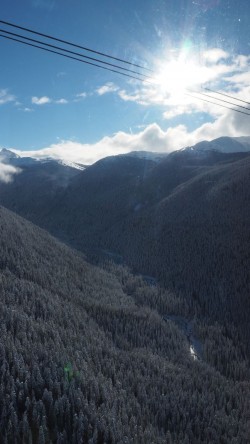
[
  {"xmin": 0, "ymin": 148, "xmax": 248, "ymax": 248},
  {"xmin": 101, "ymin": 155, "xmax": 250, "ymax": 356},
  {"xmin": 0, "ymin": 150, "xmax": 249, "ymax": 333},
  {"xmin": 0, "ymin": 150, "xmax": 249, "ymax": 329},
  {"xmin": 40, "ymin": 150, "xmax": 248, "ymax": 249},
  {"xmin": 0, "ymin": 160, "xmax": 80, "ymax": 221},
  {"xmin": 0, "ymin": 206, "xmax": 250, "ymax": 442}
]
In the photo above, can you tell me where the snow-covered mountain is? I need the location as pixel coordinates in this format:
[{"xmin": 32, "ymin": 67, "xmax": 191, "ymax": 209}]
[
  {"xmin": 55, "ymin": 159, "xmax": 86, "ymax": 170},
  {"xmin": 0, "ymin": 148, "xmax": 20, "ymax": 160},
  {"xmin": 2, "ymin": 136, "xmax": 249, "ymax": 170},
  {"xmin": 184, "ymin": 136, "xmax": 250, "ymax": 154},
  {"xmin": 0, "ymin": 148, "xmax": 39, "ymax": 167},
  {"xmin": 0, "ymin": 148, "xmax": 86, "ymax": 170}
]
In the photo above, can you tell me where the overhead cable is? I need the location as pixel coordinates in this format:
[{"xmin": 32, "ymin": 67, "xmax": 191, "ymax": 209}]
[
  {"xmin": 0, "ymin": 33, "xmax": 154, "ymax": 84},
  {"xmin": 0, "ymin": 20, "xmax": 249, "ymax": 117},
  {"xmin": 186, "ymin": 93, "xmax": 250, "ymax": 116},
  {"xmin": 203, "ymin": 87, "xmax": 250, "ymax": 106},
  {"xmin": 0, "ymin": 28, "xmax": 151, "ymax": 80},
  {"xmin": 190, "ymin": 90, "xmax": 250, "ymax": 112},
  {"xmin": 0, "ymin": 19, "xmax": 152, "ymax": 72}
]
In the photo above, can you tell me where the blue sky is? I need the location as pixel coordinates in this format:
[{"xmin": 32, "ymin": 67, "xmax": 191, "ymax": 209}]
[{"xmin": 1, "ymin": 0, "xmax": 250, "ymax": 164}]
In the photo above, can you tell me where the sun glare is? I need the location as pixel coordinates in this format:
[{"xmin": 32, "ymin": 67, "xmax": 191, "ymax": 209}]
[{"xmin": 155, "ymin": 47, "xmax": 210, "ymax": 98}]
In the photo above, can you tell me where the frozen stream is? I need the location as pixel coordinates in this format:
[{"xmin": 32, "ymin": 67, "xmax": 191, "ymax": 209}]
[
  {"xmin": 163, "ymin": 315, "xmax": 203, "ymax": 361},
  {"xmin": 88, "ymin": 248, "xmax": 202, "ymax": 361}
]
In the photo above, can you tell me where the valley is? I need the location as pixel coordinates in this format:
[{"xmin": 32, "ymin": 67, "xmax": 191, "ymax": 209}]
[{"xmin": 0, "ymin": 136, "xmax": 249, "ymax": 442}]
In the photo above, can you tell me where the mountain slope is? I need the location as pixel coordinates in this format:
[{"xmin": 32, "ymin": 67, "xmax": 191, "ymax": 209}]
[
  {"xmin": 0, "ymin": 206, "xmax": 250, "ymax": 442},
  {"xmin": 0, "ymin": 149, "xmax": 249, "ymax": 333},
  {"xmin": 28, "ymin": 149, "xmax": 248, "ymax": 248},
  {"xmin": 0, "ymin": 155, "xmax": 81, "ymax": 221},
  {"xmin": 0, "ymin": 144, "xmax": 249, "ymax": 300},
  {"xmin": 104, "ymin": 154, "xmax": 250, "ymax": 318},
  {"xmin": 40, "ymin": 149, "xmax": 250, "ymax": 356}
]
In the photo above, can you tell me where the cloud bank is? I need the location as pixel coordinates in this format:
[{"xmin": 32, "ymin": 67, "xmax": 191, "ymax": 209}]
[
  {"xmin": 0, "ymin": 163, "xmax": 20, "ymax": 183},
  {"xmin": 13, "ymin": 107, "xmax": 249, "ymax": 165}
]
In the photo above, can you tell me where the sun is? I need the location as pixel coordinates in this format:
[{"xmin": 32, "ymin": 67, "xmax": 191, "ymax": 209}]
[
  {"xmin": 154, "ymin": 47, "xmax": 210, "ymax": 97},
  {"xmin": 156, "ymin": 60, "xmax": 201, "ymax": 93}
]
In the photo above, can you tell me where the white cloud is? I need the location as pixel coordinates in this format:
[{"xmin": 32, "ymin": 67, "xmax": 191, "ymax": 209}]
[
  {"xmin": 74, "ymin": 92, "xmax": 88, "ymax": 102},
  {"xmin": 102, "ymin": 48, "xmax": 250, "ymax": 122},
  {"xmin": 55, "ymin": 98, "xmax": 68, "ymax": 104},
  {"xmin": 233, "ymin": 54, "xmax": 250, "ymax": 70},
  {"xmin": 96, "ymin": 82, "xmax": 119, "ymax": 95},
  {"xmin": 12, "ymin": 104, "xmax": 250, "ymax": 166},
  {"xmin": 32, "ymin": 96, "xmax": 51, "ymax": 105},
  {"xmin": 226, "ymin": 71, "xmax": 250, "ymax": 86},
  {"xmin": 76, "ymin": 92, "xmax": 87, "ymax": 98},
  {"xmin": 8, "ymin": 48, "xmax": 250, "ymax": 166},
  {"xmin": 118, "ymin": 89, "xmax": 147, "ymax": 105},
  {"xmin": 0, "ymin": 163, "xmax": 20, "ymax": 183},
  {"xmin": 203, "ymin": 48, "xmax": 229, "ymax": 64},
  {"xmin": 31, "ymin": 96, "xmax": 68, "ymax": 105},
  {"xmin": 0, "ymin": 89, "xmax": 16, "ymax": 105}
]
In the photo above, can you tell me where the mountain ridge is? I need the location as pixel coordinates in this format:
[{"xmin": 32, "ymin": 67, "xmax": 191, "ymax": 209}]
[
  {"xmin": 183, "ymin": 135, "xmax": 250, "ymax": 154},
  {"xmin": 1, "ymin": 135, "xmax": 250, "ymax": 169}
]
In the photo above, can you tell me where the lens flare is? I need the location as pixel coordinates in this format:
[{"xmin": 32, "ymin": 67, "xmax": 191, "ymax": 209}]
[{"xmin": 154, "ymin": 44, "xmax": 210, "ymax": 97}]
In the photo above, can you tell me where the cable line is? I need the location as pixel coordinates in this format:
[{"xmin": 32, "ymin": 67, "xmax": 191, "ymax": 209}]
[
  {"xmin": 203, "ymin": 87, "xmax": 250, "ymax": 106},
  {"xmin": 0, "ymin": 28, "xmax": 151, "ymax": 80},
  {"xmin": 0, "ymin": 33, "xmax": 154, "ymax": 84},
  {"xmin": 0, "ymin": 19, "xmax": 152, "ymax": 72},
  {"xmin": 190, "ymin": 90, "xmax": 250, "ymax": 112},
  {"xmin": 186, "ymin": 93, "xmax": 250, "ymax": 116},
  {"xmin": 2, "ymin": 20, "xmax": 249, "ymax": 109},
  {"xmin": 0, "ymin": 21, "xmax": 249, "ymax": 117}
]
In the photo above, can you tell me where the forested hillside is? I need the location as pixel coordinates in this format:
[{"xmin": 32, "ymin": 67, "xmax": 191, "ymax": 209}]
[
  {"xmin": 97, "ymin": 153, "xmax": 250, "ymax": 362},
  {"xmin": 0, "ymin": 148, "xmax": 250, "ymax": 357},
  {"xmin": 0, "ymin": 206, "xmax": 249, "ymax": 443}
]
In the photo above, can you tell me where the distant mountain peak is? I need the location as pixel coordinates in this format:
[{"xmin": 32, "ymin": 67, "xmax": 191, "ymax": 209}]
[
  {"xmin": 186, "ymin": 136, "xmax": 250, "ymax": 154},
  {"xmin": 0, "ymin": 148, "xmax": 20, "ymax": 159}
]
